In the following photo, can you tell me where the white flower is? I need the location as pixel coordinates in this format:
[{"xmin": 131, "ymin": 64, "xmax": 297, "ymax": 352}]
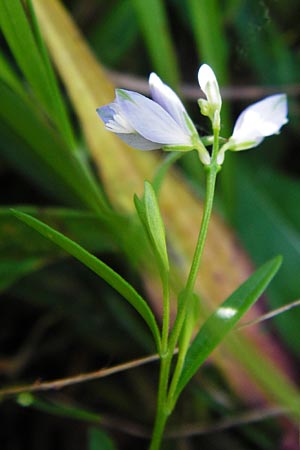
[
  {"xmin": 97, "ymin": 75, "xmax": 200, "ymax": 151},
  {"xmin": 228, "ymin": 94, "xmax": 288, "ymax": 151},
  {"xmin": 197, "ymin": 64, "xmax": 222, "ymax": 129}
]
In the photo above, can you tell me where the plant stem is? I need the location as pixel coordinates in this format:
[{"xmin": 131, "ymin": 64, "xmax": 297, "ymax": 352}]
[
  {"xmin": 149, "ymin": 271, "xmax": 170, "ymax": 450},
  {"xmin": 149, "ymin": 129, "xmax": 221, "ymax": 449},
  {"xmin": 149, "ymin": 354, "xmax": 170, "ymax": 450},
  {"xmin": 167, "ymin": 128, "xmax": 221, "ymax": 412},
  {"xmin": 161, "ymin": 270, "xmax": 170, "ymax": 354}
]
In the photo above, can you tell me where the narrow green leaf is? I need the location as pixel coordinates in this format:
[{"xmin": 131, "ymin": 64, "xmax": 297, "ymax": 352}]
[
  {"xmin": 186, "ymin": 0, "xmax": 229, "ymax": 85},
  {"xmin": 130, "ymin": 0, "xmax": 180, "ymax": 87},
  {"xmin": 134, "ymin": 194, "xmax": 147, "ymax": 229},
  {"xmin": 12, "ymin": 210, "xmax": 161, "ymax": 351},
  {"xmin": 0, "ymin": 80, "xmax": 107, "ymax": 212},
  {"xmin": 0, "ymin": 0, "xmax": 75, "ymax": 149},
  {"xmin": 173, "ymin": 256, "xmax": 282, "ymax": 402},
  {"xmin": 0, "ymin": 51, "xmax": 26, "ymax": 100},
  {"xmin": 144, "ymin": 181, "xmax": 169, "ymax": 272}
]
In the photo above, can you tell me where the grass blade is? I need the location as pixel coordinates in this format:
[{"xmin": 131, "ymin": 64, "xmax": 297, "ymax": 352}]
[
  {"xmin": 0, "ymin": 80, "xmax": 106, "ymax": 211},
  {"xmin": 130, "ymin": 0, "xmax": 180, "ymax": 87},
  {"xmin": 0, "ymin": 0, "xmax": 75, "ymax": 149}
]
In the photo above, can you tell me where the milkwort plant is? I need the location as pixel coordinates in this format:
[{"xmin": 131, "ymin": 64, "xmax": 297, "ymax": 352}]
[
  {"xmin": 97, "ymin": 63, "xmax": 288, "ymax": 450},
  {"xmin": 13, "ymin": 64, "xmax": 288, "ymax": 450}
]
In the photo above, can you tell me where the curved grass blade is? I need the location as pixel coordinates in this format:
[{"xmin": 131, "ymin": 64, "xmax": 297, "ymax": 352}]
[
  {"xmin": 0, "ymin": 0, "xmax": 75, "ymax": 150},
  {"xmin": 172, "ymin": 256, "xmax": 282, "ymax": 405},
  {"xmin": 12, "ymin": 209, "xmax": 161, "ymax": 351},
  {"xmin": 130, "ymin": 0, "xmax": 180, "ymax": 87},
  {"xmin": 0, "ymin": 80, "xmax": 106, "ymax": 212}
]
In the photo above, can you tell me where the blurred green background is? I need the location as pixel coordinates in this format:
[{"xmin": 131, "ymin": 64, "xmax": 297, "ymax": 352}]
[{"xmin": 0, "ymin": 0, "xmax": 300, "ymax": 449}]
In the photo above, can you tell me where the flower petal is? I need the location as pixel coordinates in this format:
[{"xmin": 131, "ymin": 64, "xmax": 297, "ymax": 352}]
[
  {"xmin": 229, "ymin": 94, "xmax": 288, "ymax": 150},
  {"xmin": 232, "ymin": 94, "xmax": 288, "ymax": 139},
  {"xmin": 116, "ymin": 89, "xmax": 192, "ymax": 146},
  {"xmin": 97, "ymin": 103, "xmax": 135, "ymax": 134},
  {"xmin": 115, "ymin": 133, "xmax": 162, "ymax": 150},
  {"xmin": 97, "ymin": 104, "xmax": 162, "ymax": 150},
  {"xmin": 149, "ymin": 73, "xmax": 196, "ymax": 135},
  {"xmin": 198, "ymin": 64, "xmax": 221, "ymax": 110}
]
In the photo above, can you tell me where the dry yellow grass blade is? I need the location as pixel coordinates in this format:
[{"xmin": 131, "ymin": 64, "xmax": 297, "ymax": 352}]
[{"xmin": 31, "ymin": 0, "xmax": 295, "ymax": 403}]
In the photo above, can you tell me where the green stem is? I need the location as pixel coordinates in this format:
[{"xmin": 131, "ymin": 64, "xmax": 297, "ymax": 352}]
[
  {"xmin": 149, "ymin": 355, "xmax": 170, "ymax": 450},
  {"xmin": 148, "ymin": 270, "xmax": 170, "ymax": 450},
  {"xmin": 149, "ymin": 128, "xmax": 221, "ymax": 449},
  {"xmin": 161, "ymin": 270, "xmax": 170, "ymax": 354},
  {"xmin": 167, "ymin": 127, "xmax": 221, "ymax": 412}
]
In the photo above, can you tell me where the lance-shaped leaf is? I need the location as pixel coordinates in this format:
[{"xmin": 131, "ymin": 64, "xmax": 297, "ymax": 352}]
[
  {"xmin": 12, "ymin": 209, "xmax": 161, "ymax": 351},
  {"xmin": 171, "ymin": 255, "xmax": 282, "ymax": 406},
  {"xmin": 135, "ymin": 181, "xmax": 169, "ymax": 273}
]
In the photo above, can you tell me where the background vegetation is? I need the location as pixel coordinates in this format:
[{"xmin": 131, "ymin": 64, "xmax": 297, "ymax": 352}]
[{"xmin": 0, "ymin": 0, "xmax": 300, "ymax": 449}]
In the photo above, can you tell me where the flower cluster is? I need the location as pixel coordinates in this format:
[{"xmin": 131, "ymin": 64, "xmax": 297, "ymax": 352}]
[{"xmin": 97, "ymin": 64, "xmax": 288, "ymax": 166}]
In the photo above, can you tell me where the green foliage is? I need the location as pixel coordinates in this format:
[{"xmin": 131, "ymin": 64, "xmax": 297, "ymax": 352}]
[
  {"xmin": 130, "ymin": 0, "xmax": 180, "ymax": 86},
  {"xmin": 0, "ymin": 0, "xmax": 75, "ymax": 148},
  {"xmin": 173, "ymin": 256, "xmax": 282, "ymax": 404},
  {"xmin": 12, "ymin": 209, "xmax": 161, "ymax": 351},
  {"xmin": 135, "ymin": 181, "xmax": 169, "ymax": 273},
  {"xmin": 236, "ymin": 166, "xmax": 300, "ymax": 353},
  {"xmin": 88, "ymin": 0, "xmax": 138, "ymax": 67},
  {"xmin": 89, "ymin": 428, "xmax": 117, "ymax": 450}
]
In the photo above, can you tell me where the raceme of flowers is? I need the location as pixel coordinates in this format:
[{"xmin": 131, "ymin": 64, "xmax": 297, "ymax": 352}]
[{"xmin": 97, "ymin": 64, "xmax": 288, "ymax": 166}]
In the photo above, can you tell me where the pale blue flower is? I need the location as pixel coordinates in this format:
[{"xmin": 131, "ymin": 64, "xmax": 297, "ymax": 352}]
[
  {"xmin": 97, "ymin": 77, "xmax": 196, "ymax": 149},
  {"xmin": 97, "ymin": 73, "xmax": 210, "ymax": 163}
]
